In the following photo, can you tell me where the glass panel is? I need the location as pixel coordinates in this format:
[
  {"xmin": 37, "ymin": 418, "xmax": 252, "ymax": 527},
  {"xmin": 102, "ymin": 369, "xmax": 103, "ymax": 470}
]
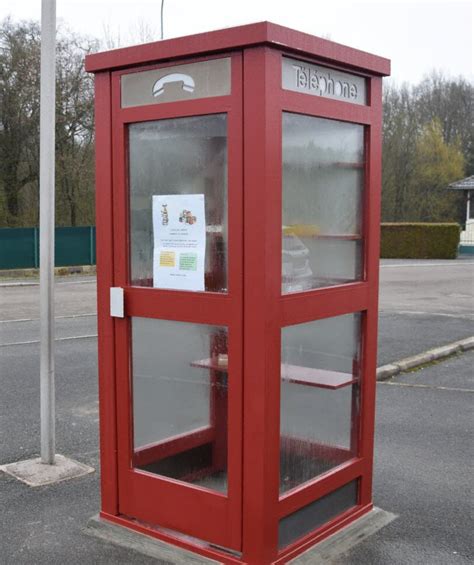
[
  {"xmin": 280, "ymin": 314, "xmax": 361, "ymax": 494},
  {"xmin": 278, "ymin": 480, "xmax": 358, "ymax": 549},
  {"xmin": 129, "ymin": 115, "xmax": 228, "ymax": 291},
  {"xmin": 132, "ymin": 317, "xmax": 229, "ymax": 493},
  {"xmin": 282, "ymin": 113, "xmax": 365, "ymax": 293}
]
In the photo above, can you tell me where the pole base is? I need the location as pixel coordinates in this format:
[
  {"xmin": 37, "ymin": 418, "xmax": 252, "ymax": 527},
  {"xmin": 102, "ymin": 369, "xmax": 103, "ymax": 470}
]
[{"xmin": 0, "ymin": 454, "xmax": 94, "ymax": 487}]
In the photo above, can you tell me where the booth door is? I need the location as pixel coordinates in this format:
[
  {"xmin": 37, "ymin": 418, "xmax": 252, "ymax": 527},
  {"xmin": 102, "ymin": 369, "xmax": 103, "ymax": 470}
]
[{"xmin": 111, "ymin": 57, "xmax": 243, "ymax": 551}]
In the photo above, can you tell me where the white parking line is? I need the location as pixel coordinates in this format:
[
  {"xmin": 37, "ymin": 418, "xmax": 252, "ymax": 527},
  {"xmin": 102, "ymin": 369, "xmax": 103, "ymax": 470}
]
[
  {"xmin": 0, "ymin": 279, "xmax": 96, "ymax": 287},
  {"xmin": 380, "ymin": 309, "xmax": 474, "ymax": 321},
  {"xmin": 381, "ymin": 262, "xmax": 474, "ymax": 268},
  {"xmin": 0, "ymin": 313, "xmax": 96, "ymax": 324},
  {"xmin": 1, "ymin": 334, "xmax": 98, "ymax": 347},
  {"xmin": 380, "ymin": 381, "xmax": 474, "ymax": 393}
]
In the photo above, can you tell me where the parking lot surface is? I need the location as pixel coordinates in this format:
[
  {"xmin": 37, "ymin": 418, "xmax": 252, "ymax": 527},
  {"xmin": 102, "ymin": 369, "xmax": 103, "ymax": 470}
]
[{"xmin": 0, "ymin": 258, "xmax": 473, "ymax": 563}]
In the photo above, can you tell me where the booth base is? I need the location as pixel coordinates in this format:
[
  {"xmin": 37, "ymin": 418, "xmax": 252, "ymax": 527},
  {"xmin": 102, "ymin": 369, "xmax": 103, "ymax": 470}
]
[{"xmin": 85, "ymin": 507, "xmax": 396, "ymax": 564}]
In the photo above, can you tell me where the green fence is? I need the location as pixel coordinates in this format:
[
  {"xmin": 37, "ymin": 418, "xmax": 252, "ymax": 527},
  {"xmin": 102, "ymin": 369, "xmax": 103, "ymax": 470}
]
[{"xmin": 0, "ymin": 226, "xmax": 96, "ymax": 270}]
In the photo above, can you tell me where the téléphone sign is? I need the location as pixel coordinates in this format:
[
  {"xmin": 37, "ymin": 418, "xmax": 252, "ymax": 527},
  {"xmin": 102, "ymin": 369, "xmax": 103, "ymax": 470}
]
[{"xmin": 282, "ymin": 57, "xmax": 366, "ymax": 105}]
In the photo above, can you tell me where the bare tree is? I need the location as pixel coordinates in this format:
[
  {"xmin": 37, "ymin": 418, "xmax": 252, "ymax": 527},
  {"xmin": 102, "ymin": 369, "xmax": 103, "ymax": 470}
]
[
  {"xmin": 382, "ymin": 72, "xmax": 473, "ymax": 222},
  {"xmin": 0, "ymin": 18, "xmax": 40, "ymax": 226},
  {"xmin": 101, "ymin": 18, "xmax": 157, "ymax": 50},
  {"xmin": 0, "ymin": 18, "xmax": 98, "ymax": 227},
  {"xmin": 414, "ymin": 72, "xmax": 474, "ymax": 175}
]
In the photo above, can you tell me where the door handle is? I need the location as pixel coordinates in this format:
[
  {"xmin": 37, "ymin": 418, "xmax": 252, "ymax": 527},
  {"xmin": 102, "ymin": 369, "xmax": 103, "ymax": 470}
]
[{"xmin": 110, "ymin": 287, "xmax": 124, "ymax": 318}]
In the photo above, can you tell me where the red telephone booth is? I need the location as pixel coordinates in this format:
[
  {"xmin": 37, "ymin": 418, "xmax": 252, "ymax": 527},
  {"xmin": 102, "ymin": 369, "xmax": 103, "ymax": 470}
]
[{"xmin": 86, "ymin": 22, "xmax": 390, "ymax": 564}]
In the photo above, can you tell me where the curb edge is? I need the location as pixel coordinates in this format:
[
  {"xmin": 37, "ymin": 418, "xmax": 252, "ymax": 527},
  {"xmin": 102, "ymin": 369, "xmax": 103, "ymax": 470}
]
[{"xmin": 376, "ymin": 336, "xmax": 474, "ymax": 381}]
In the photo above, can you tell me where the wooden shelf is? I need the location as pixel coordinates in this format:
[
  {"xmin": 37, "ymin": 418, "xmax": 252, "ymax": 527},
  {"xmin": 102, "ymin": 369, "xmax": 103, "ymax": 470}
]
[
  {"xmin": 311, "ymin": 234, "xmax": 361, "ymax": 241},
  {"xmin": 282, "ymin": 228, "xmax": 362, "ymax": 241},
  {"xmin": 191, "ymin": 359, "xmax": 356, "ymax": 390},
  {"xmin": 191, "ymin": 358, "xmax": 229, "ymax": 371},
  {"xmin": 281, "ymin": 364, "xmax": 356, "ymax": 389}
]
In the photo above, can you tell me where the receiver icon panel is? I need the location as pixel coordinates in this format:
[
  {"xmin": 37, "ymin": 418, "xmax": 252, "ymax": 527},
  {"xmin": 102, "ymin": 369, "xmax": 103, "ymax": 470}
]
[{"xmin": 152, "ymin": 73, "xmax": 195, "ymax": 97}]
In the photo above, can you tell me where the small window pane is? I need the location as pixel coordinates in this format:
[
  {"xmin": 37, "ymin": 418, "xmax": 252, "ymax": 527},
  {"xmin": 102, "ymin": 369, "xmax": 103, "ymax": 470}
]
[
  {"xmin": 129, "ymin": 115, "xmax": 228, "ymax": 292},
  {"xmin": 282, "ymin": 113, "xmax": 364, "ymax": 293},
  {"xmin": 280, "ymin": 314, "xmax": 361, "ymax": 494},
  {"xmin": 132, "ymin": 317, "xmax": 229, "ymax": 493}
]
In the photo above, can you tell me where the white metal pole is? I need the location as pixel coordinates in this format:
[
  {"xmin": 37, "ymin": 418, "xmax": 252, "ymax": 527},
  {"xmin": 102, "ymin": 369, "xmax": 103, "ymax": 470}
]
[
  {"xmin": 40, "ymin": 0, "xmax": 56, "ymax": 465},
  {"xmin": 160, "ymin": 0, "xmax": 165, "ymax": 40}
]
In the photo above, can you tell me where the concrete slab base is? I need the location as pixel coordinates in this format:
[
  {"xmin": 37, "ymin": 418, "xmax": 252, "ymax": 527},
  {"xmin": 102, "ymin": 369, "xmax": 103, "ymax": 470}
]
[
  {"xmin": 0, "ymin": 454, "xmax": 94, "ymax": 487},
  {"xmin": 291, "ymin": 507, "xmax": 397, "ymax": 563},
  {"xmin": 86, "ymin": 515, "xmax": 220, "ymax": 564},
  {"xmin": 86, "ymin": 507, "xmax": 396, "ymax": 564}
]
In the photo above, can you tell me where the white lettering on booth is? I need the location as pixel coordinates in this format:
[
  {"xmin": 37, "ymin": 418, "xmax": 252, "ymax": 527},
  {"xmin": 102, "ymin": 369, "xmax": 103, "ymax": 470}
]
[{"xmin": 282, "ymin": 57, "xmax": 366, "ymax": 105}]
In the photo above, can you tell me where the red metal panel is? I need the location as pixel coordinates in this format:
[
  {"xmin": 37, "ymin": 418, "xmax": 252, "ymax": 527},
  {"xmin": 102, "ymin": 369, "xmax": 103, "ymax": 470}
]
[
  {"xmin": 281, "ymin": 89, "xmax": 372, "ymax": 125},
  {"xmin": 120, "ymin": 96, "xmax": 233, "ymax": 124},
  {"xmin": 85, "ymin": 22, "xmax": 390, "ymax": 77},
  {"xmin": 94, "ymin": 71, "xmax": 119, "ymax": 516},
  {"xmin": 280, "ymin": 282, "xmax": 369, "ymax": 326},
  {"xmin": 86, "ymin": 22, "xmax": 270, "ymax": 72},
  {"xmin": 133, "ymin": 427, "xmax": 214, "ymax": 467},
  {"xmin": 119, "ymin": 469, "xmax": 230, "ymax": 544},
  {"xmin": 125, "ymin": 288, "xmax": 235, "ymax": 325},
  {"xmin": 358, "ymin": 77, "xmax": 383, "ymax": 507},
  {"xmin": 242, "ymin": 46, "xmax": 282, "ymax": 565},
  {"xmin": 278, "ymin": 459, "xmax": 364, "ymax": 518},
  {"xmin": 267, "ymin": 23, "xmax": 390, "ymax": 76}
]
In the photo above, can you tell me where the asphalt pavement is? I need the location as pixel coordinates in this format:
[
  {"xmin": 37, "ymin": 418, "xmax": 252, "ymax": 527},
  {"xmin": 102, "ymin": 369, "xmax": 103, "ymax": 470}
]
[
  {"xmin": 338, "ymin": 351, "xmax": 474, "ymax": 565},
  {"xmin": 0, "ymin": 258, "xmax": 473, "ymax": 564}
]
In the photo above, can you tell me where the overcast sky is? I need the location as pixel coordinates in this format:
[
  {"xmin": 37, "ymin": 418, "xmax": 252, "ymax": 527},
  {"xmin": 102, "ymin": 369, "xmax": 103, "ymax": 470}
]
[{"xmin": 1, "ymin": 0, "xmax": 473, "ymax": 84}]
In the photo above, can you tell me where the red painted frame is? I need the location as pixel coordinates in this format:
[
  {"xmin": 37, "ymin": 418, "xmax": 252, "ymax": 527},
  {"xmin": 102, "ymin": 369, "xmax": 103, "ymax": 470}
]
[
  {"xmin": 88, "ymin": 22, "xmax": 389, "ymax": 565},
  {"xmin": 111, "ymin": 52, "xmax": 243, "ymax": 550},
  {"xmin": 241, "ymin": 47, "xmax": 384, "ymax": 563}
]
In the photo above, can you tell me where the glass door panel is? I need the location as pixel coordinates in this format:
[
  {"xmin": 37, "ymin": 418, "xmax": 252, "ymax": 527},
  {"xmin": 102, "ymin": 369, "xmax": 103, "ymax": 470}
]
[
  {"xmin": 132, "ymin": 317, "xmax": 229, "ymax": 492},
  {"xmin": 129, "ymin": 115, "xmax": 228, "ymax": 291}
]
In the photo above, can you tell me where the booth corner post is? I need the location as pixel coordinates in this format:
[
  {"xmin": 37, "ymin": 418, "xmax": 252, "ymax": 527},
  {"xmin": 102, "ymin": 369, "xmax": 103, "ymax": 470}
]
[
  {"xmin": 39, "ymin": 0, "xmax": 56, "ymax": 466},
  {"xmin": 86, "ymin": 22, "xmax": 390, "ymax": 564}
]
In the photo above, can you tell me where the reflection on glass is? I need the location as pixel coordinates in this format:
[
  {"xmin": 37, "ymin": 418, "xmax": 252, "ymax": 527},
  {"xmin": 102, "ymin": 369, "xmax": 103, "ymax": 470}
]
[
  {"xmin": 280, "ymin": 314, "xmax": 361, "ymax": 494},
  {"xmin": 129, "ymin": 115, "xmax": 228, "ymax": 291},
  {"xmin": 132, "ymin": 317, "xmax": 229, "ymax": 493},
  {"xmin": 282, "ymin": 113, "xmax": 365, "ymax": 293}
]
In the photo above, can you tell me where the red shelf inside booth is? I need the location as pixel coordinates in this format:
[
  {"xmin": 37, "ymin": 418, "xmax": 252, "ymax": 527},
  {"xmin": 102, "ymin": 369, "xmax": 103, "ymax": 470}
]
[
  {"xmin": 191, "ymin": 359, "xmax": 356, "ymax": 390},
  {"xmin": 281, "ymin": 364, "xmax": 356, "ymax": 389},
  {"xmin": 311, "ymin": 234, "xmax": 362, "ymax": 240},
  {"xmin": 191, "ymin": 358, "xmax": 230, "ymax": 371}
]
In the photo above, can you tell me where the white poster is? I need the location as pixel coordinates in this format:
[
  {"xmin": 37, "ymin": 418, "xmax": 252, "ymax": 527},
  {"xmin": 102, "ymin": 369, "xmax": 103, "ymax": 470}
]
[{"xmin": 153, "ymin": 194, "xmax": 206, "ymax": 291}]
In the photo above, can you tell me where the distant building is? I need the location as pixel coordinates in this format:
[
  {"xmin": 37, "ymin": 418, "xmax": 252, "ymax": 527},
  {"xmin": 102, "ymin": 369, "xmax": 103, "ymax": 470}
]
[{"xmin": 447, "ymin": 176, "xmax": 474, "ymax": 253}]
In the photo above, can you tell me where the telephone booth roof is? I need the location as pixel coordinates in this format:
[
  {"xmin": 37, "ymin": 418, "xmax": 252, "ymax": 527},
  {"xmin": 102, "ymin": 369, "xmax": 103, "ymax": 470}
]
[{"xmin": 85, "ymin": 21, "xmax": 390, "ymax": 76}]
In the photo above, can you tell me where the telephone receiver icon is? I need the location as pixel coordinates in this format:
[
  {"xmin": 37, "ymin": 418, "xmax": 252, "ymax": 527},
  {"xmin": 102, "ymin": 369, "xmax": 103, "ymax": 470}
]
[{"xmin": 152, "ymin": 73, "xmax": 195, "ymax": 97}]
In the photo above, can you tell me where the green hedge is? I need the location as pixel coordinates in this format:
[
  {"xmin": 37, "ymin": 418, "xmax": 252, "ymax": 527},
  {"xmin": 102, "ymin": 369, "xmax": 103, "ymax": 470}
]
[{"xmin": 381, "ymin": 223, "xmax": 460, "ymax": 259}]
